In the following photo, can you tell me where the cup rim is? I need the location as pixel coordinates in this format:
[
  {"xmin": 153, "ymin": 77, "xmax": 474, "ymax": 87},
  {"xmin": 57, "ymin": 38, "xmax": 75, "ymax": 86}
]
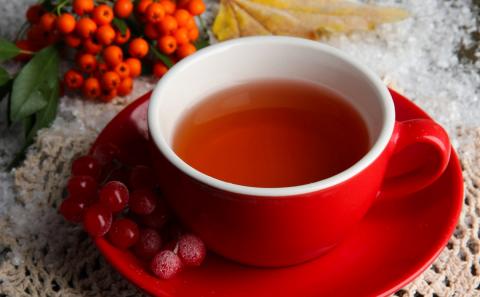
[{"xmin": 148, "ymin": 36, "xmax": 395, "ymax": 197}]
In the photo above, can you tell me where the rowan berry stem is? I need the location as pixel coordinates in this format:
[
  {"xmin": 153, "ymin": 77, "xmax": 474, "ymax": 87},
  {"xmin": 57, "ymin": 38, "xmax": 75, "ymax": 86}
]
[
  {"xmin": 19, "ymin": 49, "xmax": 35, "ymax": 55},
  {"xmin": 55, "ymin": 0, "xmax": 71, "ymax": 15},
  {"xmin": 15, "ymin": 22, "xmax": 30, "ymax": 42},
  {"xmin": 197, "ymin": 15, "xmax": 207, "ymax": 35}
]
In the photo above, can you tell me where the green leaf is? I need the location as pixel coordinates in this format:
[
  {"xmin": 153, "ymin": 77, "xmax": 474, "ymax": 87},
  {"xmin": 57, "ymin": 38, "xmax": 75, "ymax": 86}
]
[
  {"xmin": 197, "ymin": 16, "xmax": 208, "ymax": 34},
  {"xmin": 194, "ymin": 16, "xmax": 210, "ymax": 50},
  {"xmin": 113, "ymin": 18, "xmax": 128, "ymax": 35},
  {"xmin": 0, "ymin": 38, "xmax": 20, "ymax": 62},
  {"xmin": 9, "ymin": 80, "xmax": 60, "ymax": 169},
  {"xmin": 41, "ymin": 0, "xmax": 56, "ymax": 12},
  {"xmin": 5, "ymin": 89, "xmax": 12, "ymax": 126},
  {"xmin": 194, "ymin": 38, "xmax": 210, "ymax": 50},
  {"xmin": 0, "ymin": 79, "xmax": 12, "ymax": 102},
  {"xmin": 150, "ymin": 46, "xmax": 174, "ymax": 68},
  {"xmin": 10, "ymin": 46, "xmax": 60, "ymax": 123},
  {"xmin": 0, "ymin": 67, "xmax": 10, "ymax": 86},
  {"xmin": 125, "ymin": 16, "xmax": 142, "ymax": 36},
  {"xmin": 25, "ymin": 81, "xmax": 59, "ymax": 143},
  {"xmin": 23, "ymin": 114, "xmax": 36, "ymax": 139}
]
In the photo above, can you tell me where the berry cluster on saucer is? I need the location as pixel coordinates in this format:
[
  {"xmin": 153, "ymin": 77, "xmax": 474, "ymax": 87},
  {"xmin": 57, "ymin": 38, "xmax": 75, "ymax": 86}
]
[{"xmin": 59, "ymin": 143, "xmax": 206, "ymax": 279}]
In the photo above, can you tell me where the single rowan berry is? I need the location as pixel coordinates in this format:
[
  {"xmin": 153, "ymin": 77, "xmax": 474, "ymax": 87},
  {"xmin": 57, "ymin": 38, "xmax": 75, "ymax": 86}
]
[
  {"xmin": 174, "ymin": 9, "xmax": 191, "ymax": 27},
  {"xmin": 114, "ymin": 62, "xmax": 131, "ymax": 79},
  {"xmin": 185, "ymin": 16, "xmax": 196, "ymax": 30},
  {"xmin": 145, "ymin": 3, "xmax": 165, "ymax": 23},
  {"xmin": 96, "ymin": 63, "xmax": 109, "ymax": 76},
  {"xmin": 128, "ymin": 38, "xmax": 149, "ymax": 58},
  {"xmin": 157, "ymin": 15, "xmax": 177, "ymax": 34},
  {"xmin": 57, "ymin": 13, "xmax": 76, "ymax": 34},
  {"xmin": 82, "ymin": 77, "xmax": 101, "ymax": 99},
  {"xmin": 101, "ymin": 71, "xmax": 121, "ymax": 90},
  {"xmin": 92, "ymin": 4, "xmax": 114, "ymax": 26},
  {"xmin": 73, "ymin": 0, "xmax": 95, "ymax": 16},
  {"xmin": 172, "ymin": 28, "xmax": 189, "ymax": 45},
  {"xmin": 144, "ymin": 22, "xmax": 160, "ymax": 40},
  {"xmin": 153, "ymin": 62, "xmax": 168, "ymax": 78},
  {"xmin": 39, "ymin": 13, "xmax": 57, "ymax": 32},
  {"xmin": 158, "ymin": 35, "xmax": 177, "ymax": 54},
  {"xmin": 125, "ymin": 58, "xmax": 142, "ymax": 77},
  {"xmin": 177, "ymin": 43, "xmax": 196, "ymax": 58},
  {"xmin": 114, "ymin": 0, "xmax": 134, "ymax": 18},
  {"xmin": 26, "ymin": 4, "xmax": 45, "ymax": 24},
  {"xmin": 76, "ymin": 17, "xmax": 97, "ymax": 38},
  {"xmin": 100, "ymin": 88, "xmax": 118, "ymax": 102},
  {"xmin": 188, "ymin": 27, "xmax": 199, "ymax": 41},
  {"xmin": 83, "ymin": 38, "xmax": 102, "ymax": 54},
  {"xmin": 64, "ymin": 69, "xmax": 84, "ymax": 89},
  {"xmin": 77, "ymin": 53, "xmax": 97, "ymax": 73},
  {"xmin": 96, "ymin": 25, "xmax": 116, "ymax": 45},
  {"xmin": 114, "ymin": 27, "xmax": 131, "ymax": 44},
  {"xmin": 103, "ymin": 45, "xmax": 123, "ymax": 67},
  {"xmin": 136, "ymin": 0, "xmax": 153, "ymax": 15},
  {"xmin": 64, "ymin": 34, "xmax": 82, "ymax": 48},
  {"xmin": 188, "ymin": 0, "xmax": 206, "ymax": 16},
  {"xmin": 117, "ymin": 77, "xmax": 133, "ymax": 96},
  {"xmin": 160, "ymin": 0, "xmax": 176, "ymax": 14}
]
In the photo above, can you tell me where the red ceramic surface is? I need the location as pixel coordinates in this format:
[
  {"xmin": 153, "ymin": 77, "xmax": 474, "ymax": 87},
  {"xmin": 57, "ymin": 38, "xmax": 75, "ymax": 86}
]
[
  {"xmin": 92, "ymin": 89, "xmax": 463, "ymax": 297},
  {"xmin": 148, "ymin": 99, "xmax": 450, "ymax": 267}
]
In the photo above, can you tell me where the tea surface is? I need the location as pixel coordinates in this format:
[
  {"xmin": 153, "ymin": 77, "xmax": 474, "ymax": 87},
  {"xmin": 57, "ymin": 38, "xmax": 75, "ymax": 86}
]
[{"xmin": 172, "ymin": 79, "xmax": 369, "ymax": 187}]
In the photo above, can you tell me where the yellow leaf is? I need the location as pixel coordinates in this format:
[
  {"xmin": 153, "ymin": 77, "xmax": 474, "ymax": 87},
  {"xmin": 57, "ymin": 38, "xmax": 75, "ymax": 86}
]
[
  {"xmin": 212, "ymin": 0, "xmax": 240, "ymax": 40},
  {"xmin": 212, "ymin": 0, "xmax": 409, "ymax": 41}
]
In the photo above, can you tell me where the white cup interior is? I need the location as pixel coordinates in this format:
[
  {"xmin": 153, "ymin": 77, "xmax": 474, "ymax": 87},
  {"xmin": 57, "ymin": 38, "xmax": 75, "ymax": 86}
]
[{"xmin": 148, "ymin": 36, "xmax": 394, "ymax": 197}]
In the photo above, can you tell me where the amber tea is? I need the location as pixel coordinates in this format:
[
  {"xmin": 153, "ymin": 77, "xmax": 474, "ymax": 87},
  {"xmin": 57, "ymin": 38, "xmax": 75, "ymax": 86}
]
[{"xmin": 172, "ymin": 79, "xmax": 370, "ymax": 188}]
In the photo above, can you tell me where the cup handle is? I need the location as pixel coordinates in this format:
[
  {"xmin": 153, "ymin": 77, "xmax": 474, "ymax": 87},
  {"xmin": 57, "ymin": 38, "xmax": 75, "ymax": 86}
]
[{"xmin": 380, "ymin": 119, "xmax": 451, "ymax": 197}]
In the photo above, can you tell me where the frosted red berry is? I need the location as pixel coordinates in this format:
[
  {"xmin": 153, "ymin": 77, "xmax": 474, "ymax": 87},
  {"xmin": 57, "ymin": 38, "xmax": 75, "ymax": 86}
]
[
  {"xmin": 138, "ymin": 198, "xmax": 169, "ymax": 229},
  {"xmin": 83, "ymin": 203, "xmax": 112, "ymax": 237},
  {"xmin": 99, "ymin": 181, "xmax": 129, "ymax": 213},
  {"xmin": 177, "ymin": 234, "xmax": 206, "ymax": 266},
  {"xmin": 129, "ymin": 189, "xmax": 157, "ymax": 215},
  {"xmin": 107, "ymin": 218, "xmax": 139, "ymax": 249},
  {"xmin": 150, "ymin": 250, "xmax": 182, "ymax": 279},
  {"xmin": 67, "ymin": 175, "xmax": 98, "ymax": 204},
  {"xmin": 128, "ymin": 165, "xmax": 156, "ymax": 190},
  {"xmin": 72, "ymin": 155, "xmax": 102, "ymax": 180},
  {"xmin": 60, "ymin": 197, "xmax": 87, "ymax": 223},
  {"xmin": 134, "ymin": 228, "xmax": 162, "ymax": 259}
]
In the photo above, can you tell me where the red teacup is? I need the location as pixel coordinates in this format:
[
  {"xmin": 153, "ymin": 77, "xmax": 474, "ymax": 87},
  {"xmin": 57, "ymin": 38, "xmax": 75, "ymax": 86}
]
[{"xmin": 148, "ymin": 37, "xmax": 451, "ymax": 267}]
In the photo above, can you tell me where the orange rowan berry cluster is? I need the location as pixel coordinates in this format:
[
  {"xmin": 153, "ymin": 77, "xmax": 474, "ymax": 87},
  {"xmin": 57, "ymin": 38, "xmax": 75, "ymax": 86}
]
[{"xmin": 18, "ymin": 0, "xmax": 206, "ymax": 102}]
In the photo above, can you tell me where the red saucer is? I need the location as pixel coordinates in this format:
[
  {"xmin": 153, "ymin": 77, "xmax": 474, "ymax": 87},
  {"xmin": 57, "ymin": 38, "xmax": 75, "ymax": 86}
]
[{"xmin": 92, "ymin": 89, "xmax": 463, "ymax": 297}]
